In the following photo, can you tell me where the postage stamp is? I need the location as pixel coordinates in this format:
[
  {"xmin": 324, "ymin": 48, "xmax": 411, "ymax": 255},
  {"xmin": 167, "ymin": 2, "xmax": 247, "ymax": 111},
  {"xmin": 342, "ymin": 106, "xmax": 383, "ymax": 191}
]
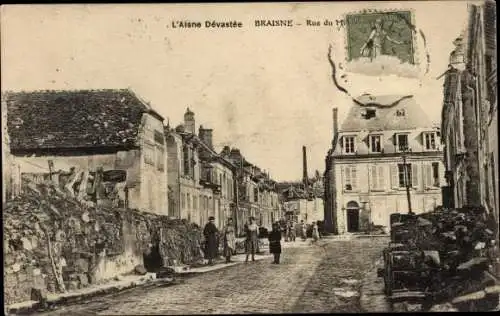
[{"xmin": 343, "ymin": 9, "xmax": 420, "ymax": 77}]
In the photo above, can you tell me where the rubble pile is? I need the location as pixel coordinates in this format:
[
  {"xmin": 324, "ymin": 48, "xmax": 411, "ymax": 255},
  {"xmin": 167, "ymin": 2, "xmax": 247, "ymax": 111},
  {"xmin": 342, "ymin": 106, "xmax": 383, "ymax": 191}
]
[
  {"xmin": 387, "ymin": 206, "xmax": 499, "ymax": 310},
  {"xmin": 128, "ymin": 212, "xmax": 203, "ymax": 266},
  {"xmin": 3, "ymin": 179, "xmax": 203, "ymax": 306}
]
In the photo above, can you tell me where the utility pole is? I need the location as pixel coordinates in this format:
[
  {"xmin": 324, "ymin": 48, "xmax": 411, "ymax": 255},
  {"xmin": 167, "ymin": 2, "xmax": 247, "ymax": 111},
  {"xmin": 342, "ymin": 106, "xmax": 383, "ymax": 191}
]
[{"xmin": 401, "ymin": 147, "xmax": 413, "ymax": 214}]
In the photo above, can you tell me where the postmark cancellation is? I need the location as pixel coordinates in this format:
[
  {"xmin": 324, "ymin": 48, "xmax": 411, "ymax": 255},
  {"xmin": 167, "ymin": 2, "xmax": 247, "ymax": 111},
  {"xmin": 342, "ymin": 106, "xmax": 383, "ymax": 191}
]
[{"xmin": 343, "ymin": 9, "xmax": 421, "ymax": 78}]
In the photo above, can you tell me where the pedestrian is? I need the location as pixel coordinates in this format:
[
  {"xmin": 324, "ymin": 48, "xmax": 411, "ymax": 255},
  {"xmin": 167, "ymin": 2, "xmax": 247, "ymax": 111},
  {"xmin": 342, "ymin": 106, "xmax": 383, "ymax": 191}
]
[
  {"xmin": 203, "ymin": 216, "xmax": 219, "ymax": 265},
  {"xmin": 222, "ymin": 218, "xmax": 236, "ymax": 263},
  {"xmin": 312, "ymin": 222, "xmax": 319, "ymax": 243},
  {"xmin": 245, "ymin": 216, "xmax": 259, "ymax": 262},
  {"xmin": 289, "ymin": 220, "xmax": 296, "ymax": 242},
  {"xmin": 300, "ymin": 220, "xmax": 307, "ymax": 241},
  {"xmin": 284, "ymin": 221, "xmax": 290, "ymax": 242},
  {"xmin": 268, "ymin": 222, "xmax": 282, "ymax": 264}
]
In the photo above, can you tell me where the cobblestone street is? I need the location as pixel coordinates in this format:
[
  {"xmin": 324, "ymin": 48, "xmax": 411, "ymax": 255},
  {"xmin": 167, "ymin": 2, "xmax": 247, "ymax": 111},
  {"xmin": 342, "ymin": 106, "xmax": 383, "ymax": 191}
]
[{"xmin": 39, "ymin": 237, "xmax": 388, "ymax": 315}]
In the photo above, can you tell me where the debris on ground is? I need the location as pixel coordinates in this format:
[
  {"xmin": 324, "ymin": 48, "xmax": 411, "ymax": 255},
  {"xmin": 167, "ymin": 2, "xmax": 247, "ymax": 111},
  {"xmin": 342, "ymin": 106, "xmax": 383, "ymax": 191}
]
[{"xmin": 380, "ymin": 205, "xmax": 499, "ymax": 311}]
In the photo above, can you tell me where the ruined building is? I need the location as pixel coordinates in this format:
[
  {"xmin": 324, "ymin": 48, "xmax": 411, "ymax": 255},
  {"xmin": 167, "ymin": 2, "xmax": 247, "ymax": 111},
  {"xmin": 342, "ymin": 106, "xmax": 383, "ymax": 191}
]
[
  {"xmin": 441, "ymin": 2, "xmax": 497, "ymax": 232},
  {"xmin": 3, "ymin": 89, "xmax": 169, "ymax": 215}
]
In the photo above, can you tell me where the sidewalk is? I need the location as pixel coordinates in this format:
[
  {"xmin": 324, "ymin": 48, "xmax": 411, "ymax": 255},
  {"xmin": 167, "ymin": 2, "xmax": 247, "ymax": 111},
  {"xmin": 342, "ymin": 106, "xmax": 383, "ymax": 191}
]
[{"xmin": 6, "ymin": 253, "xmax": 274, "ymax": 315}]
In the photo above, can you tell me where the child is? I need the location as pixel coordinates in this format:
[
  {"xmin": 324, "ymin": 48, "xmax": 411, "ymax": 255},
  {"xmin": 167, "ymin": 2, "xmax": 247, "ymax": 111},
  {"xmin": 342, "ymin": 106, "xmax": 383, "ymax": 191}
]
[{"xmin": 268, "ymin": 222, "xmax": 282, "ymax": 264}]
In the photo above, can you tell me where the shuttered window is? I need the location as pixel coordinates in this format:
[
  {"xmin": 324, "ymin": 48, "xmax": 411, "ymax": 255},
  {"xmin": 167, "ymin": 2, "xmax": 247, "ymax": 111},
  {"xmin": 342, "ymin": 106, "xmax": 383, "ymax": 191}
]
[
  {"xmin": 370, "ymin": 165, "xmax": 385, "ymax": 191},
  {"xmin": 396, "ymin": 164, "xmax": 413, "ymax": 188},
  {"xmin": 343, "ymin": 165, "xmax": 357, "ymax": 191},
  {"xmin": 423, "ymin": 162, "xmax": 440, "ymax": 188},
  {"xmin": 412, "ymin": 164, "xmax": 420, "ymax": 189}
]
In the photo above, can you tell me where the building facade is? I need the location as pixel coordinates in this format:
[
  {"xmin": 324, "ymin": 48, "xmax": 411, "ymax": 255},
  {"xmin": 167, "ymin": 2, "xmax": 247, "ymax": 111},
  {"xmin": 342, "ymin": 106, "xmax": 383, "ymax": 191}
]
[
  {"xmin": 221, "ymin": 147, "xmax": 281, "ymax": 235},
  {"xmin": 165, "ymin": 109, "xmax": 236, "ymax": 229},
  {"xmin": 441, "ymin": 1, "xmax": 497, "ymax": 237},
  {"xmin": 326, "ymin": 95, "xmax": 445, "ymax": 234},
  {"xmin": 3, "ymin": 89, "xmax": 169, "ymax": 216}
]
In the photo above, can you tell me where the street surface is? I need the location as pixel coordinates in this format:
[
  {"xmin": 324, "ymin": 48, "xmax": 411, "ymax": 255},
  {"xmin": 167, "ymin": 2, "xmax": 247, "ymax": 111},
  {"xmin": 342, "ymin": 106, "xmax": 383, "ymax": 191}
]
[{"xmin": 39, "ymin": 237, "xmax": 388, "ymax": 315}]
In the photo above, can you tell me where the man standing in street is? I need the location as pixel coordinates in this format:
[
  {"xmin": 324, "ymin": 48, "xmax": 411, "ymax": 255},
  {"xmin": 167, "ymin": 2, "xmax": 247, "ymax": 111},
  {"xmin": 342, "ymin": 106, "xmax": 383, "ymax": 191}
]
[{"xmin": 203, "ymin": 216, "xmax": 219, "ymax": 265}]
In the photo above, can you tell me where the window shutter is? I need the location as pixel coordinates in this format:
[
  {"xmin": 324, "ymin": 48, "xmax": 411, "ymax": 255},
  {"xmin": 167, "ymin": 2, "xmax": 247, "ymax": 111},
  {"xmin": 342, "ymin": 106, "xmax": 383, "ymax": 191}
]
[
  {"xmin": 370, "ymin": 165, "xmax": 377, "ymax": 190},
  {"xmin": 427, "ymin": 164, "xmax": 433, "ymax": 188},
  {"xmin": 378, "ymin": 165, "xmax": 385, "ymax": 190},
  {"xmin": 412, "ymin": 164, "xmax": 419, "ymax": 189},
  {"xmin": 391, "ymin": 164, "xmax": 398, "ymax": 188},
  {"xmin": 351, "ymin": 166, "xmax": 357, "ymax": 190},
  {"xmin": 422, "ymin": 164, "xmax": 431, "ymax": 188},
  {"xmin": 341, "ymin": 166, "xmax": 345, "ymax": 190}
]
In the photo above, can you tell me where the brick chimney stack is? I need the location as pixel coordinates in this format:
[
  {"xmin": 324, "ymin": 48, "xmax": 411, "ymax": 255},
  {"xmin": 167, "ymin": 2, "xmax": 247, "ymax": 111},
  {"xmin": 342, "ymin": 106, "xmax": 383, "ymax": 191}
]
[
  {"xmin": 332, "ymin": 107, "xmax": 339, "ymax": 148},
  {"xmin": 198, "ymin": 125, "xmax": 213, "ymax": 149}
]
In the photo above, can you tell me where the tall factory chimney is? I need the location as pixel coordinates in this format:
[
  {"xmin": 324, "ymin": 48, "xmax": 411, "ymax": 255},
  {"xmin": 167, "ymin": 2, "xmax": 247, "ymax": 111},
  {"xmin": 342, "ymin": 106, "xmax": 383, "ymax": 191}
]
[{"xmin": 302, "ymin": 146, "xmax": 309, "ymax": 189}]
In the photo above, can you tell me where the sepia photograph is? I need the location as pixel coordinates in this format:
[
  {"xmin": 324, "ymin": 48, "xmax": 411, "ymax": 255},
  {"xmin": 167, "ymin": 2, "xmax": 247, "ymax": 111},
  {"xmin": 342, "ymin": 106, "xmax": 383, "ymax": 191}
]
[{"xmin": 1, "ymin": 1, "xmax": 498, "ymax": 314}]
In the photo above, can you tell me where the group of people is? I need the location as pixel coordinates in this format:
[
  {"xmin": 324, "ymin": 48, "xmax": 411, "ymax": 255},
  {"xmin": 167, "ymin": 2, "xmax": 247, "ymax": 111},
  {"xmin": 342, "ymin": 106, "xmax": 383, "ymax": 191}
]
[
  {"xmin": 202, "ymin": 216, "xmax": 284, "ymax": 265},
  {"xmin": 202, "ymin": 216, "xmax": 322, "ymax": 267},
  {"xmin": 282, "ymin": 219, "xmax": 320, "ymax": 243}
]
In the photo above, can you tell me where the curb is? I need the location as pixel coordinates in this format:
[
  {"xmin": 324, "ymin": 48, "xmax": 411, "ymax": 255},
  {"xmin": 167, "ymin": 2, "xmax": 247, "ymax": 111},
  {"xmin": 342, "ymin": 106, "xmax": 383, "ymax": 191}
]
[
  {"xmin": 6, "ymin": 275, "xmax": 164, "ymax": 315},
  {"xmin": 6, "ymin": 255, "xmax": 271, "ymax": 315}
]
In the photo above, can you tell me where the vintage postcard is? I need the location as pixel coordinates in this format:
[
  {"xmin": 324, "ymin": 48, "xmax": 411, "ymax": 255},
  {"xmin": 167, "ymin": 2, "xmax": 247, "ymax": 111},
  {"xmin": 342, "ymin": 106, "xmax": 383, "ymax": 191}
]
[{"xmin": 1, "ymin": 1, "xmax": 498, "ymax": 315}]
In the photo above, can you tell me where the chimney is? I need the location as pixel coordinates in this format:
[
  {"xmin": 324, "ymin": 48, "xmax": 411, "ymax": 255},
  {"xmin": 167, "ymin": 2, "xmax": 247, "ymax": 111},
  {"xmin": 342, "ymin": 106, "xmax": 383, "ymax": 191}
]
[
  {"xmin": 184, "ymin": 108, "xmax": 195, "ymax": 134},
  {"xmin": 332, "ymin": 107, "xmax": 338, "ymax": 136},
  {"xmin": 198, "ymin": 125, "xmax": 213, "ymax": 149},
  {"xmin": 303, "ymin": 146, "xmax": 309, "ymax": 188}
]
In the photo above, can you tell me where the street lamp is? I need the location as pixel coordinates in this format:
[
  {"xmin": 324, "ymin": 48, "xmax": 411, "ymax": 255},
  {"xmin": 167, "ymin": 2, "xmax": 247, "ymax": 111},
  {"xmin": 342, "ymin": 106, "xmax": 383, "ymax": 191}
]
[
  {"xmin": 360, "ymin": 200, "xmax": 369, "ymax": 234},
  {"xmin": 400, "ymin": 146, "xmax": 413, "ymax": 214}
]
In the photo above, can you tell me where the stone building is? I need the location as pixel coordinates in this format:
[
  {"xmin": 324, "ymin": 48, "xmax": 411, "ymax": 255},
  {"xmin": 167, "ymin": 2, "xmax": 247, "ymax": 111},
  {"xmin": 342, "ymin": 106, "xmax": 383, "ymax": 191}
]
[
  {"xmin": 325, "ymin": 95, "xmax": 445, "ymax": 234},
  {"xmin": 3, "ymin": 89, "xmax": 169, "ymax": 215},
  {"xmin": 278, "ymin": 175, "xmax": 325, "ymax": 224},
  {"xmin": 165, "ymin": 109, "xmax": 237, "ymax": 228},
  {"xmin": 221, "ymin": 147, "xmax": 281, "ymax": 234},
  {"xmin": 441, "ymin": 1, "xmax": 497, "ymax": 232},
  {"xmin": 198, "ymin": 126, "xmax": 237, "ymax": 229}
]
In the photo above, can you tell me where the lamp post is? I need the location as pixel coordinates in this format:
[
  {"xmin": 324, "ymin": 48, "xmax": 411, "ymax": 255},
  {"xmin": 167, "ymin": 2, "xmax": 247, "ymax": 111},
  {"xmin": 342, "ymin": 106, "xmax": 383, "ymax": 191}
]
[
  {"xmin": 401, "ymin": 146, "xmax": 413, "ymax": 214},
  {"xmin": 361, "ymin": 200, "xmax": 369, "ymax": 234}
]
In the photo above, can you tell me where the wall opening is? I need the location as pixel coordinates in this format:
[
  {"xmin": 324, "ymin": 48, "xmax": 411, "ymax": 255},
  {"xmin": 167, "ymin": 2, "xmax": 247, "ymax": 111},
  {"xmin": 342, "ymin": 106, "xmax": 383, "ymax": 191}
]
[
  {"xmin": 143, "ymin": 243, "xmax": 163, "ymax": 272},
  {"xmin": 346, "ymin": 201, "xmax": 360, "ymax": 232}
]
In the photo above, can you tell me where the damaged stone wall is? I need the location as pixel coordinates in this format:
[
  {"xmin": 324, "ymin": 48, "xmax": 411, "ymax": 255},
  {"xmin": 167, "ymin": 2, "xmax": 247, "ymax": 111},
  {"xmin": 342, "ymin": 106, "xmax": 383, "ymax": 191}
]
[{"xmin": 3, "ymin": 179, "xmax": 203, "ymax": 306}]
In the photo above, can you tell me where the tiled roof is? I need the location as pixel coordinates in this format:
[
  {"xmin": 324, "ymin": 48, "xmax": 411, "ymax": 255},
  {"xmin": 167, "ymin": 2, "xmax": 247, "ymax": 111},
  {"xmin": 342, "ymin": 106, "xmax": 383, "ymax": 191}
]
[
  {"xmin": 5, "ymin": 89, "xmax": 158, "ymax": 151},
  {"xmin": 340, "ymin": 94, "xmax": 433, "ymax": 132}
]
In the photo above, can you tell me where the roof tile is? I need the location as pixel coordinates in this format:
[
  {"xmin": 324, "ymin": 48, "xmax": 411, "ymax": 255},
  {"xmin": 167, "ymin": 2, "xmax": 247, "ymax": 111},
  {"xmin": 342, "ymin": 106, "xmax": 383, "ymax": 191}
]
[{"xmin": 5, "ymin": 89, "xmax": 152, "ymax": 151}]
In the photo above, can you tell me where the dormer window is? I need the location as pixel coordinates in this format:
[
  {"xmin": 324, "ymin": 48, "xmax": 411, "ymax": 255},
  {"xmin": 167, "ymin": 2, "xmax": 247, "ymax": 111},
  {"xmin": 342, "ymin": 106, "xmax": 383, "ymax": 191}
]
[
  {"xmin": 369, "ymin": 135, "xmax": 382, "ymax": 153},
  {"xmin": 395, "ymin": 133, "xmax": 409, "ymax": 152},
  {"xmin": 362, "ymin": 108, "xmax": 377, "ymax": 119},
  {"xmin": 423, "ymin": 132, "xmax": 437, "ymax": 150},
  {"xmin": 343, "ymin": 136, "xmax": 356, "ymax": 154}
]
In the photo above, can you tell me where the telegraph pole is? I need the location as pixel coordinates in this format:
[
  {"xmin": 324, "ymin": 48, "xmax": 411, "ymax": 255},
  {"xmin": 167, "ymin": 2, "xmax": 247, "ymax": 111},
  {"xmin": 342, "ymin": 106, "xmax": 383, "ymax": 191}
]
[{"xmin": 401, "ymin": 147, "xmax": 413, "ymax": 214}]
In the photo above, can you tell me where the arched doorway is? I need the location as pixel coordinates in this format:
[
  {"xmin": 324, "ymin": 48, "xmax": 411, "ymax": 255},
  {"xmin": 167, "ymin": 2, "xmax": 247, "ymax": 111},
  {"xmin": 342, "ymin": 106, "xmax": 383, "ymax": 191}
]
[{"xmin": 346, "ymin": 201, "xmax": 360, "ymax": 232}]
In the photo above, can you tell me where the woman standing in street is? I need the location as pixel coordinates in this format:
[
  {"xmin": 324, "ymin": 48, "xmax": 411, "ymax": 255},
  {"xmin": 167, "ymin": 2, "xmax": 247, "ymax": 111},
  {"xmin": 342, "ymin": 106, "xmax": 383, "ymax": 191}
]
[
  {"xmin": 268, "ymin": 222, "xmax": 282, "ymax": 264},
  {"xmin": 203, "ymin": 216, "xmax": 219, "ymax": 265},
  {"xmin": 300, "ymin": 220, "xmax": 307, "ymax": 241},
  {"xmin": 245, "ymin": 216, "xmax": 259, "ymax": 262},
  {"xmin": 222, "ymin": 218, "xmax": 236, "ymax": 263},
  {"xmin": 312, "ymin": 222, "xmax": 320, "ymax": 243}
]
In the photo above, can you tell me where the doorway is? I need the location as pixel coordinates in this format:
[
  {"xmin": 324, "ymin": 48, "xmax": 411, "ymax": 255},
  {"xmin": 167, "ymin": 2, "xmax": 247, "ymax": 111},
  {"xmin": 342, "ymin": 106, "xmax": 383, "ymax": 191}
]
[
  {"xmin": 346, "ymin": 201, "xmax": 360, "ymax": 232},
  {"xmin": 143, "ymin": 243, "xmax": 163, "ymax": 272}
]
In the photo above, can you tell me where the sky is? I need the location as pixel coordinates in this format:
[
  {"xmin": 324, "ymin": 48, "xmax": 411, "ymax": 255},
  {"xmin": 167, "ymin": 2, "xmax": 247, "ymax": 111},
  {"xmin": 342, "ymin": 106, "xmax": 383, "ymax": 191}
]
[{"xmin": 1, "ymin": 2, "xmax": 473, "ymax": 181}]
